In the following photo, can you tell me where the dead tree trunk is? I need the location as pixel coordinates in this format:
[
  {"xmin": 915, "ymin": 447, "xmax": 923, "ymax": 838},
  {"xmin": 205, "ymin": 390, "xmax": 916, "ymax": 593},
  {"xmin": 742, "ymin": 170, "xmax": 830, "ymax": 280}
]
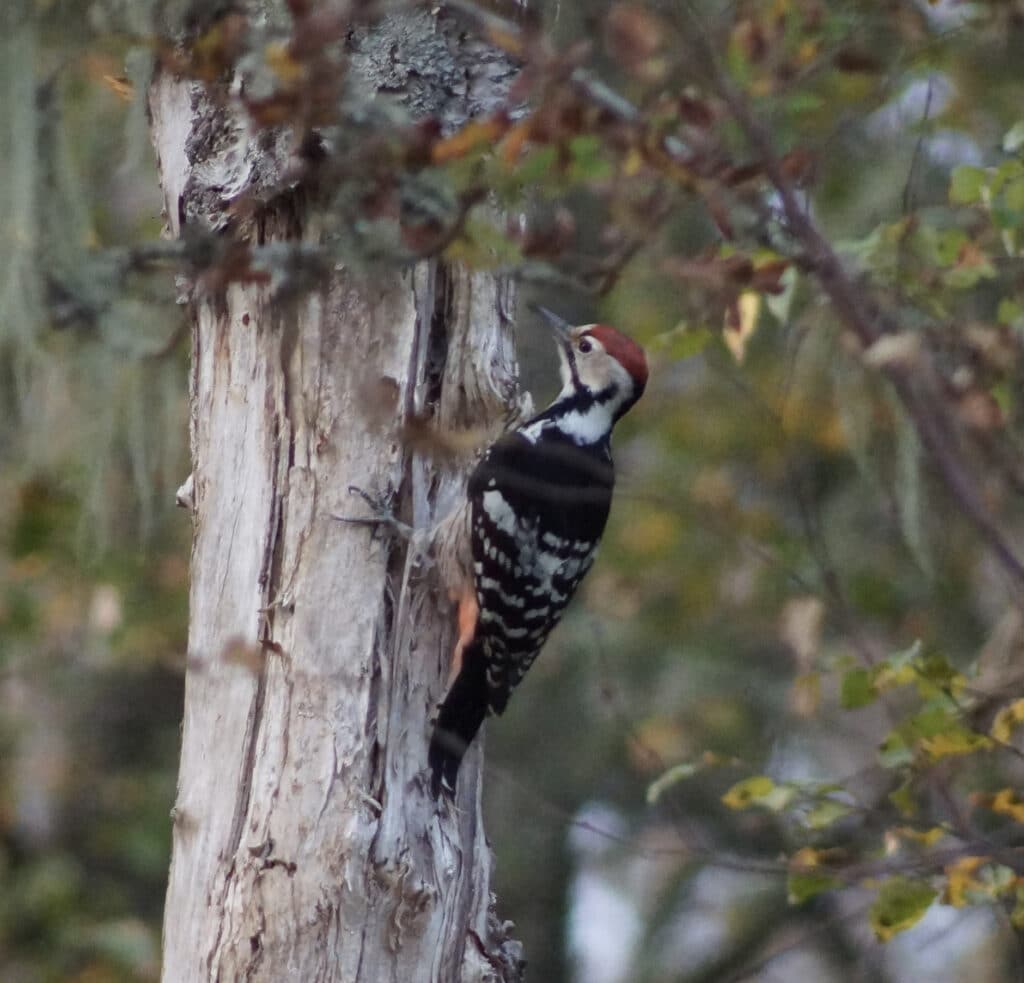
[{"xmin": 149, "ymin": 7, "xmax": 526, "ymax": 980}]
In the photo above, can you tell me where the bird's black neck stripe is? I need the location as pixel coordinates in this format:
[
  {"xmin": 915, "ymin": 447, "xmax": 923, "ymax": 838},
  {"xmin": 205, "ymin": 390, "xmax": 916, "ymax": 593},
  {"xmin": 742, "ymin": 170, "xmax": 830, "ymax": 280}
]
[
  {"xmin": 565, "ymin": 348, "xmax": 581, "ymax": 391},
  {"xmin": 542, "ymin": 384, "xmax": 617, "ymax": 419}
]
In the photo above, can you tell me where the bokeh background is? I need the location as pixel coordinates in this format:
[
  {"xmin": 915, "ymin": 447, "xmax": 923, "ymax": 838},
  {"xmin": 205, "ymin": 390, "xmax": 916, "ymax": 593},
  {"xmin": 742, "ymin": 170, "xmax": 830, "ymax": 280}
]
[{"xmin": 5, "ymin": 1, "xmax": 1024, "ymax": 980}]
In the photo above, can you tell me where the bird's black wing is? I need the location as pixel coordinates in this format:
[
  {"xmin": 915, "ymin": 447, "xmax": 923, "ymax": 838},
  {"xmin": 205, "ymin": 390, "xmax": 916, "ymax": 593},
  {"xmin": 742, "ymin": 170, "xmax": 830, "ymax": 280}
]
[
  {"xmin": 467, "ymin": 430, "xmax": 613, "ymax": 713},
  {"xmin": 429, "ymin": 430, "xmax": 613, "ymax": 796}
]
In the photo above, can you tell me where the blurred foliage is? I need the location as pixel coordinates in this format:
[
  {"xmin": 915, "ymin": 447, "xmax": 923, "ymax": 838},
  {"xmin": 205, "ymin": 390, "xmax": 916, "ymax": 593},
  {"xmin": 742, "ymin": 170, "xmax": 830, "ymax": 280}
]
[
  {"xmin": 0, "ymin": 2, "xmax": 187, "ymax": 981},
  {"xmin": 7, "ymin": 0, "xmax": 1024, "ymax": 981}
]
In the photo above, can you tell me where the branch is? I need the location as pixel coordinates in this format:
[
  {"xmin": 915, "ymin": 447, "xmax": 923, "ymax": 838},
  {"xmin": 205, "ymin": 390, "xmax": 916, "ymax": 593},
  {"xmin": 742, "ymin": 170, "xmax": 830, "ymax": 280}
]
[
  {"xmin": 435, "ymin": 0, "xmax": 1024, "ymax": 586},
  {"xmin": 681, "ymin": 24, "xmax": 1024, "ymax": 589}
]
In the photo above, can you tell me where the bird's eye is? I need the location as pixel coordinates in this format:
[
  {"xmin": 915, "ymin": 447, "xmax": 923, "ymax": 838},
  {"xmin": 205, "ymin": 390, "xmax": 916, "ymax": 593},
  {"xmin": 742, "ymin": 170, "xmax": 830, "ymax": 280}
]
[{"xmin": 577, "ymin": 338, "xmax": 593, "ymax": 354}]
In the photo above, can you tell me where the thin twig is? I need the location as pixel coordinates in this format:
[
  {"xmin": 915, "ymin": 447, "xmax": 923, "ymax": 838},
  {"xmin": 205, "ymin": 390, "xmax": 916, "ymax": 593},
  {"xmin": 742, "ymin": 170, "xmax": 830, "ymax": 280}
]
[{"xmin": 670, "ymin": 6, "xmax": 1024, "ymax": 591}]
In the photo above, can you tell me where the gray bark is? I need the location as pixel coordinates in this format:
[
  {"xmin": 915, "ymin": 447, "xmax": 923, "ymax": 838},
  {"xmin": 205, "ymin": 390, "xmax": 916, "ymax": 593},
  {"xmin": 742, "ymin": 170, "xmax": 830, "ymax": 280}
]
[{"xmin": 149, "ymin": 6, "xmax": 526, "ymax": 980}]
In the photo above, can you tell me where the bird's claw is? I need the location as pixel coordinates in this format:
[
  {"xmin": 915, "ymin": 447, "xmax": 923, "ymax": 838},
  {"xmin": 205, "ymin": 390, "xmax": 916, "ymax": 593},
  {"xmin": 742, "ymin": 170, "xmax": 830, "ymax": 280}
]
[{"xmin": 332, "ymin": 485, "xmax": 414, "ymax": 541}]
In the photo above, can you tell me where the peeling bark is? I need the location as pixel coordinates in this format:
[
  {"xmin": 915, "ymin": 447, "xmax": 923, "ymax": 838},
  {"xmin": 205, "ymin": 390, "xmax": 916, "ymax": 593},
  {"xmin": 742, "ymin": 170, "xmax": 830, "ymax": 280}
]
[{"xmin": 150, "ymin": 6, "xmax": 526, "ymax": 980}]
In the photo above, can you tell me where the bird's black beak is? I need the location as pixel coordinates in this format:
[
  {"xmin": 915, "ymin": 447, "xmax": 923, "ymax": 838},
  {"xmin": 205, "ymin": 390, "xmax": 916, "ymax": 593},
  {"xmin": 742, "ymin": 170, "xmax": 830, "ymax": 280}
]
[{"xmin": 531, "ymin": 304, "xmax": 573, "ymax": 349}]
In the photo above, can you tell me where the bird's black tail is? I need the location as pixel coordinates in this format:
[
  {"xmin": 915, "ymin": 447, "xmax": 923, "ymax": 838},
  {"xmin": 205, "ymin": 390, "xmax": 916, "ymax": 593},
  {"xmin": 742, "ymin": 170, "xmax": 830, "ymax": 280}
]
[{"xmin": 429, "ymin": 641, "xmax": 489, "ymax": 798}]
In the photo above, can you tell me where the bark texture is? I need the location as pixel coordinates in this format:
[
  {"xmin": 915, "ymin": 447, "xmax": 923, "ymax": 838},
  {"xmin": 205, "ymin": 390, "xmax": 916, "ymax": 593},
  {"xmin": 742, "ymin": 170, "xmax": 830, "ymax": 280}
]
[{"xmin": 149, "ymin": 7, "xmax": 526, "ymax": 981}]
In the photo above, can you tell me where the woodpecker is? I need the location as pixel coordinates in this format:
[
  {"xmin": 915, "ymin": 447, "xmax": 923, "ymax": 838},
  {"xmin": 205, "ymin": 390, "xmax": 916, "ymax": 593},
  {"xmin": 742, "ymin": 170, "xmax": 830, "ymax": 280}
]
[{"xmin": 430, "ymin": 307, "xmax": 648, "ymax": 796}]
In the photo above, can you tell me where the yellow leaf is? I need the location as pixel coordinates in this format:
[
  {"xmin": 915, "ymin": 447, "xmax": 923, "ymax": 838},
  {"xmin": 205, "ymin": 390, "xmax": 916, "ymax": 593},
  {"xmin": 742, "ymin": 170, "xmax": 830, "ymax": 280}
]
[
  {"xmin": 894, "ymin": 826, "xmax": 946, "ymax": 847},
  {"xmin": 499, "ymin": 121, "xmax": 532, "ymax": 163},
  {"xmin": 788, "ymin": 672, "xmax": 821, "ymax": 718},
  {"xmin": 722, "ymin": 776, "xmax": 795, "ymax": 811},
  {"xmin": 991, "ymin": 698, "xmax": 1024, "ymax": 742},
  {"xmin": 919, "ymin": 730, "xmax": 991, "ymax": 759},
  {"xmin": 622, "ymin": 509, "xmax": 680, "ymax": 557},
  {"xmin": 102, "ymin": 74, "xmax": 134, "ymax": 102},
  {"xmin": 943, "ymin": 856, "xmax": 984, "ymax": 907},
  {"xmin": 265, "ymin": 41, "xmax": 303, "ymax": 84},
  {"xmin": 622, "ymin": 148, "xmax": 646, "ymax": 177},
  {"xmin": 432, "ymin": 116, "xmax": 508, "ymax": 164},
  {"xmin": 790, "ymin": 846, "xmax": 823, "ymax": 869},
  {"xmin": 991, "ymin": 788, "xmax": 1024, "ymax": 823},
  {"xmin": 797, "ymin": 39, "xmax": 820, "ymax": 66},
  {"xmin": 485, "ymin": 26, "xmax": 525, "ymax": 57},
  {"xmin": 872, "ymin": 662, "xmax": 916, "ymax": 691},
  {"xmin": 787, "ymin": 848, "xmax": 841, "ymax": 903},
  {"xmin": 722, "ymin": 775, "xmax": 773, "ymax": 810},
  {"xmin": 724, "ymin": 291, "xmax": 759, "ymax": 362},
  {"xmin": 943, "ymin": 857, "xmax": 1015, "ymax": 907},
  {"xmin": 779, "ymin": 597, "xmax": 825, "ymax": 666},
  {"xmin": 870, "ymin": 877, "xmax": 936, "ymax": 941}
]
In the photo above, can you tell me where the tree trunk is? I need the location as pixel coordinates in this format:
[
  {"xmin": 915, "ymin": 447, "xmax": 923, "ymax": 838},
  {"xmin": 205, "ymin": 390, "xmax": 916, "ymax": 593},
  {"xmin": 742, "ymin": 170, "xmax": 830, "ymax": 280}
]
[{"xmin": 149, "ymin": 7, "xmax": 525, "ymax": 980}]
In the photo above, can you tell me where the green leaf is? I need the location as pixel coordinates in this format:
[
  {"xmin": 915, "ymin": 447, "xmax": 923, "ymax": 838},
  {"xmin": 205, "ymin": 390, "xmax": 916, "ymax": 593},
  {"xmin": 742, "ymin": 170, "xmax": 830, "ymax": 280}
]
[
  {"xmin": 1004, "ymin": 121, "xmax": 1024, "ymax": 154},
  {"xmin": 873, "ymin": 640, "xmax": 921, "ymax": 691},
  {"xmin": 785, "ymin": 92, "xmax": 826, "ymax": 115},
  {"xmin": 913, "ymin": 653, "xmax": 964, "ymax": 696},
  {"xmin": 788, "ymin": 870, "xmax": 840, "ymax": 905},
  {"xmin": 567, "ymin": 135, "xmax": 613, "ymax": 182},
  {"xmin": 943, "ymin": 257, "xmax": 996, "ymax": 289},
  {"xmin": 515, "ymin": 146, "xmax": 558, "ymax": 185},
  {"xmin": 764, "ymin": 265, "xmax": 798, "ymax": 324},
  {"xmin": 894, "ymin": 405, "xmax": 932, "ymax": 577},
  {"xmin": 804, "ymin": 799, "xmax": 854, "ymax": 829},
  {"xmin": 949, "ymin": 165, "xmax": 988, "ymax": 205},
  {"xmin": 646, "ymin": 761, "xmax": 703, "ymax": 804},
  {"xmin": 907, "ymin": 704, "xmax": 956, "ymax": 739},
  {"xmin": 1004, "ymin": 178, "xmax": 1024, "ymax": 213},
  {"xmin": 445, "ymin": 215, "xmax": 522, "ymax": 269},
  {"xmin": 911, "ymin": 223, "xmax": 967, "ymax": 271},
  {"xmin": 722, "ymin": 776, "xmax": 795, "ymax": 811},
  {"xmin": 878, "ymin": 730, "xmax": 914, "ymax": 769},
  {"xmin": 840, "ymin": 667, "xmax": 876, "ymax": 709},
  {"xmin": 997, "ymin": 298, "xmax": 1023, "ymax": 327},
  {"xmin": 870, "ymin": 877, "xmax": 936, "ymax": 941},
  {"xmin": 1011, "ymin": 885, "xmax": 1024, "ymax": 929},
  {"xmin": 655, "ymin": 323, "xmax": 715, "ymax": 360},
  {"xmin": 889, "ymin": 780, "xmax": 918, "ymax": 817},
  {"xmin": 990, "ymin": 159, "xmax": 1024, "ymax": 193},
  {"xmin": 918, "ymin": 726, "xmax": 991, "ymax": 760},
  {"xmin": 887, "ymin": 640, "xmax": 923, "ymax": 669}
]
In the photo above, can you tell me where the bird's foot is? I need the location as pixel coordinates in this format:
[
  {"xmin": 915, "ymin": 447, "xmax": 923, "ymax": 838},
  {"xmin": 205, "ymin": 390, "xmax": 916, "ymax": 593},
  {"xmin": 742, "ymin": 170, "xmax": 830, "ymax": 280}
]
[{"xmin": 332, "ymin": 485, "xmax": 414, "ymax": 541}]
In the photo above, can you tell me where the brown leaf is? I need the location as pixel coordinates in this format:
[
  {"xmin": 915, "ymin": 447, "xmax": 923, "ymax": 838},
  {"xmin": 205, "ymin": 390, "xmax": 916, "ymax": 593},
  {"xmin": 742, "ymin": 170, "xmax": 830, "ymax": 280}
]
[
  {"xmin": 246, "ymin": 93, "xmax": 302, "ymax": 127},
  {"xmin": 956, "ymin": 239, "xmax": 990, "ymax": 270},
  {"xmin": 405, "ymin": 118, "xmax": 444, "ymax": 168},
  {"xmin": 751, "ymin": 258, "xmax": 791, "ymax": 294},
  {"xmin": 706, "ymin": 190, "xmax": 735, "ymax": 240},
  {"xmin": 605, "ymin": 4, "xmax": 665, "ymax": 65},
  {"xmin": 721, "ymin": 161, "xmax": 764, "ymax": 186},
  {"xmin": 780, "ymin": 148, "xmax": 815, "ymax": 186},
  {"xmin": 835, "ymin": 48, "xmax": 882, "ymax": 74},
  {"xmin": 957, "ymin": 389, "xmax": 1004, "ymax": 432},
  {"xmin": 431, "ymin": 113, "xmax": 511, "ymax": 164},
  {"xmin": 730, "ymin": 19, "xmax": 767, "ymax": 63},
  {"xmin": 484, "ymin": 26, "xmax": 526, "ymax": 58},
  {"xmin": 678, "ymin": 93, "xmax": 716, "ymax": 129},
  {"xmin": 500, "ymin": 120, "xmax": 533, "ymax": 163},
  {"xmin": 189, "ymin": 12, "xmax": 248, "ymax": 81},
  {"xmin": 514, "ymin": 207, "xmax": 576, "ymax": 258},
  {"xmin": 662, "ymin": 253, "xmax": 753, "ymax": 289}
]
